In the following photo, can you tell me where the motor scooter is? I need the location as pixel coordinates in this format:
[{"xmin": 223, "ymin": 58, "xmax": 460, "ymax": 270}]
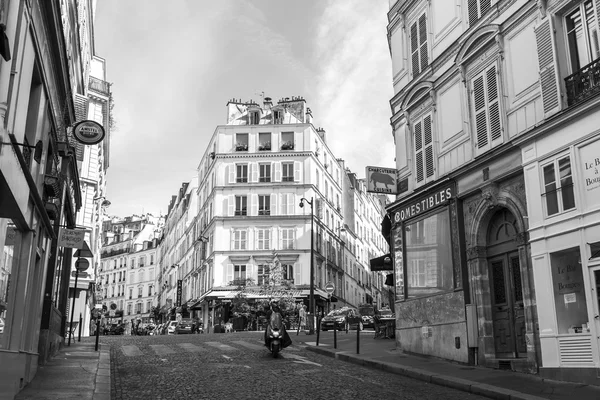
[{"xmin": 266, "ymin": 312, "xmax": 285, "ymax": 358}]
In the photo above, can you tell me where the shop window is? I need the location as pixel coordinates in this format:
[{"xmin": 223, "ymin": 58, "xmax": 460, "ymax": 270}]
[
  {"xmin": 590, "ymin": 241, "xmax": 600, "ymax": 259},
  {"xmin": 259, "ymin": 163, "xmax": 271, "ymax": 182},
  {"xmin": 405, "ymin": 208, "xmax": 453, "ymax": 298},
  {"xmin": 550, "ymin": 247, "xmax": 588, "ymax": 334},
  {"xmin": 236, "ymin": 164, "xmax": 248, "ymax": 183},
  {"xmin": 258, "ymin": 195, "xmax": 270, "ymax": 216},
  {"xmin": 542, "ymin": 155, "xmax": 575, "ymax": 216}
]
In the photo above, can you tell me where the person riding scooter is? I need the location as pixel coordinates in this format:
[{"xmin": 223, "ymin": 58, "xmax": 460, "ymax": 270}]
[{"xmin": 264, "ymin": 300, "xmax": 292, "ymax": 350}]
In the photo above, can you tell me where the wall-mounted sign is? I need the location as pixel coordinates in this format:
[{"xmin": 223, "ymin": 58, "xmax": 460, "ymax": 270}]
[
  {"xmin": 72, "ymin": 120, "xmax": 105, "ymax": 145},
  {"xmin": 366, "ymin": 166, "xmax": 398, "ymax": 194},
  {"xmin": 176, "ymin": 280, "xmax": 183, "ymax": 306},
  {"xmin": 580, "ymin": 139, "xmax": 600, "ymax": 194},
  {"xmin": 58, "ymin": 228, "xmax": 86, "ymax": 249},
  {"xmin": 394, "ymin": 182, "xmax": 456, "ymax": 222}
]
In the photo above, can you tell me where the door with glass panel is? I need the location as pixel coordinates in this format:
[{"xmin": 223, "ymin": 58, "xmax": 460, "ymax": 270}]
[{"xmin": 589, "ymin": 267, "xmax": 600, "ymax": 345}]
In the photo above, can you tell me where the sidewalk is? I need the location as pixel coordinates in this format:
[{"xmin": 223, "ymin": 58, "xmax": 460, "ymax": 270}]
[
  {"xmin": 295, "ymin": 330, "xmax": 600, "ymax": 400},
  {"xmin": 13, "ymin": 338, "xmax": 109, "ymax": 400}
]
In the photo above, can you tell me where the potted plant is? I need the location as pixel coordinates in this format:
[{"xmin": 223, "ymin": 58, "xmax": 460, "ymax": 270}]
[
  {"xmin": 259, "ymin": 141, "xmax": 271, "ymax": 151},
  {"xmin": 235, "ymin": 142, "xmax": 248, "ymax": 151},
  {"xmin": 281, "ymin": 141, "xmax": 294, "ymax": 150}
]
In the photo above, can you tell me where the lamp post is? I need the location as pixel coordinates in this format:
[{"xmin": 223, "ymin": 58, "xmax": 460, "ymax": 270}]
[{"xmin": 299, "ymin": 197, "xmax": 314, "ymax": 334}]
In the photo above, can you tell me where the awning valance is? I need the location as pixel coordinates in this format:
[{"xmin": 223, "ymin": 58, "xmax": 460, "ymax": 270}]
[{"xmin": 190, "ymin": 287, "xmax": 329, "ymax": 308}]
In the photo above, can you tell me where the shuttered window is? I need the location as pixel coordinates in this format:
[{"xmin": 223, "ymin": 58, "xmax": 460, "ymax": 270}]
[
  {"xmin": 413, "ymin": 113, "xmax": 435, "ymax": 184},
  {"xmin": 467, "ymin": 0, "xmax": 492, "ymax": 26},
  {"xmin": 410, "ymin": 12, "xmax": 429, "ymax": 77},
  {"xmin": 471, "ymin": 64, "xmax": 502, "ymax": 153},
  {"xmin": 535, "ymin": 18, "xmax": 560, "ymax": 113}
]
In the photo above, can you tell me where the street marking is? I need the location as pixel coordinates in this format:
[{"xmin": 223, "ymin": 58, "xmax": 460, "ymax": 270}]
[
  {"xmin": 121, "ymin": 345, "xmax": 143, "ymax": 357},
  {"xmin": 233, "ymin": 340, "xmax": 264, "ymax": 351},
  {"xmin": 222, "ymin": 355, "xmax": 232, "ymax": 360},
  {"xmin": 302, "ymin": 342, "xmax": 330, "ymax": 347},
  {"xmin": 178, "ymin": 343, "xmax": 202, "ymax": 353},
  {"xmin": 205, "ymin": 341, "xmax": 236, "ymax": 351},
  {"xmin": 281, "ymin": 353, "xmax": 322, "ymax": 367},
  {"xmin": 149, "ymin": 345, "xmax": 175, "ymax": 355}
]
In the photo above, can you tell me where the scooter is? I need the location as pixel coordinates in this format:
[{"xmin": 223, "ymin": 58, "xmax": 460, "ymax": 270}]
[{"xmin": 266, "ymin": 312, "xmax": 284, "ymax": 358}]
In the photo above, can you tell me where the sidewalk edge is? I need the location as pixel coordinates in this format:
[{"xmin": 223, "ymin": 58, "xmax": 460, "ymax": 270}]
[
  {"xmin": 94, "ymin": 343, "xmax": 111, "ymax": 400},
  {"xmin": 304, "ymin": 345, "xmax": 548, "ymax": 400}
]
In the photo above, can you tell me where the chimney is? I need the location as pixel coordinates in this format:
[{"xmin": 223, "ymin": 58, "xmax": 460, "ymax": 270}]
[
  {"xmin": 316, "ymin": 127, "xmax": 326, "ymax": 142},
  {"xmin": 306, "ymin": 107, "xmax": 313, "ymax": 124},
  {"xmin": 263, "ymin": 96, "xmax": 272, "ymax": 110}
]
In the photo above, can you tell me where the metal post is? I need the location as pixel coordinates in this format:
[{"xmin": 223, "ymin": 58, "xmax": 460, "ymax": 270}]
[
  {"xmin": 316, "ymin": 315, "xmax": 320, "ymax": 346},
  {"xmin": 78, "ymin": 313, "xmax": 82, "ymax": 342},
  {"xmin": 357, "ymin": 320, "xmax": 360, "ymax": 354},
  {"xmin": 95, "ymin": 317, "xmax": 100, "ymax": 351},
  {"xmin": 309, "ymin": 196, "xmax": 315, "ymax": 334},
  {"xmin": 68, "ymin": 270, "xmax": 79, "ymax": 346},
  {"xmin": 334, "ymin": 321, "xmax": 337, "ymax": 349}
]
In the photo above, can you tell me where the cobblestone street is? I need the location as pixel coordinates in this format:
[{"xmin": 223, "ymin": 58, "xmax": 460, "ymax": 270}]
[{"xmin": 107, "ymin": 332, "xmax": 487, "ymax": 400}]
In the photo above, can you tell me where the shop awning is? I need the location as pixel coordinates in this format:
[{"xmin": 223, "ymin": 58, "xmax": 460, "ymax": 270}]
[{"xmin": 189, "ymin": 287, "xmax": 330, "ymax": 308}]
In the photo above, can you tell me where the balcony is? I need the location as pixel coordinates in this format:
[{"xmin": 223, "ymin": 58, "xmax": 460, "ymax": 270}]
[
  {"xmin": 89, "ymin": 76, "xmax": 110, "ymax": 96},
  {"xmin": 565, "ymin": 57, "xmax": 600, "ymax": 106}
]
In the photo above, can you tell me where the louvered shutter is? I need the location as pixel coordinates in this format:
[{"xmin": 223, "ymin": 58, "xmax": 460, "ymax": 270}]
[
  {"xmin": 294, "ymin": 161, "xmax": 302, "ymax": 182},
  {"xmin": 226, "ymin": 264, "xmax": 234, "ymax": 285},
  {"xmin": 274, "ymin": 162, "xmax": 282, "ymax": 181},
  {"xmin": 270, "ymin": 194, "xmax": 277, "ymax": 215},
  {"xmin": 414, "ymin": 120, "xmax": 424, "ymax": 182},
  {"xmin": 411, "ymin": 21, "xmax": 420, "ymax": 76},
  {"xmin": 251, "ymin": 194, "xmax": 258, "ymax": 216},
  {"xmin": 487, "ymin": 66, "xmax": 502, "ymax": 145},
  {"xmin": 251, "ymin": 162, "xmax": 259, "ymax": 182},
  {"xmin": 256, "ymin": 228, "xmax": 262, "ymax": 249},
  {"xmin": 228, "ymin": 195, "xmax": 235, "ymax": 216},
  {"xmin": 294, "ymin": 262, "xmax": 301, "ymax": 285},
  {"xmin": 228, "ymin": 165, "xmax": 235, "ymax": 184},
  {"xmin": 467, "ymin": 0, "xmax": 479, "ymax": 26},
  {"xmin": 247, "ymin": 264, "xmax": 255, "ymax": 283},
  {"xmin": 423, "ymin": 115, "xmax": 434, "ymax": 179},
  {"xmin": 287, "ymin": 193, "xmax": 295, "ymax": 215},
  {"xmin": 535, "ymin": 18, "xmax": 561, "ymax": 115},
  {"xmin": 418, "ymin": 13, "xmax": 428, "ymax": 72},
  {"xmin": 472, "ymin": 73, "xmax": 489, "ymax": 150}
]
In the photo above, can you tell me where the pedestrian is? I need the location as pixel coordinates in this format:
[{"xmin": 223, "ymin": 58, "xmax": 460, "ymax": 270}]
[{"xmin": 299, "ymin": 305, "xmax": 307, "ymax": 331}]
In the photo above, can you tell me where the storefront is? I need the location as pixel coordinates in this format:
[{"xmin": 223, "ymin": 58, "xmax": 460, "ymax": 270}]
[{"xmin": 523, "ymin": 128, "xmax": 600, "ymax": 384}]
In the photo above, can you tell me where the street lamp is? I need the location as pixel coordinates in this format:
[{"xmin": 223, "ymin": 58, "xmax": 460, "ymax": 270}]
[{"xmin": 299, "ymin": 197, "xmax": 314, "ymax": 334}]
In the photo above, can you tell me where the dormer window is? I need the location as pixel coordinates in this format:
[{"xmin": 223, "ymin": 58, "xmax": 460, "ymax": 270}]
[
  {"xmin": 249, "ymin": 110, "xmax": 260, "ymax": 125},
  {"xmin": 273, "ymin": 110, "xmax": 283, "ymax": 124}
]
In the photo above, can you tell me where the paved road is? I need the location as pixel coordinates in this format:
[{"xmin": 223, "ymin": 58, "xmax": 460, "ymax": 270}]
[{"xmin": 106, "ymin": 332, "xmax": 487, "ymax": 400}]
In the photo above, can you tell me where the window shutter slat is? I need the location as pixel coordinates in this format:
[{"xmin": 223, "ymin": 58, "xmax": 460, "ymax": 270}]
[
  {"xmin": 423, "ymin": 115, "xmax": 434, "ymax": 179},
  {"xmin": 411, "ymin": 22, "xmax": 420, "ymax": 75},
  {"xmin": 416, "ymin": 152, "xmax": 424, "ymax": 182},
  {"xmin": 425, "ymin": 146, "xmax": 434, "ymax": 178},
  {"xmin": 414, "ymin": 121, "xmax": 422, "ymax": 151},
  {"xmin": 486, "ymin": 66, "xmax": 498, "ymax": 102},
  {"xmin": 489, "ymin": 102, "xmax": 502, "ymax": 141},
  {"xmin": 476, "ymin": 112, "xmax": 488, "ymax": 148},
  {"xmin": 418, "ymin": 14, "xmax": 428, "ymax": 72},
  {"xmin": 473, "ymin": 76, "xmax": 485, "ymax": 111},
  {"xmin": 535, "ymin": 19, "xmax": 560, "ymax": 114},
  {"xmin": 423, "ymin": 115, "xmax": 432, "ymax": 145}
]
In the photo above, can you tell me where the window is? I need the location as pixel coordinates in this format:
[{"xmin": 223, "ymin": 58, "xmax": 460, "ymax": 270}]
[
  {"xmin": 127, "ymin": 303, "xmax": 132, "ymax": 315},
  {"xmin": 256, "ymin": 228, "xmax": 271, "ymax": 249},
  {"xmin": 281, "ymin": 263, "xmax": 294, "ymax": 283},
  {"xmin": 235, "ymin": 195, "xmax": 247, "ymax": 216},
  {"xmin": 471, "ymin": 64, "xmax": 502, "ymax": 152},
  {"xmin": 405, "ymin": 208, "xmax": 453, "ymax": 298},
  {"xmin": 542, "ymin": 155, "xmax": 575, "ymax": 216},
  {"xmin": 235, "ymin": 133, "xmax": 248, "ymax": 151},
  {"xmin": 413, "ymin": 113, "xmax": 434, "ymax": 184},
  {"xmin": 136, "ymin": 303, "xmax": 142, "ymax": 314},
  {"xmin": 234, "ymin": 264, "xmax": 247, "ymax": 281},
  {"xmin": 259, "ymin": 132, "xmax": 271, "ymax": 150},
  {"xmin": 257, "ymin": 264, "xmax": 270, "ymax": 285},
  {"xmin": 138, "ymin": 287, "xmax": 143, "ymax": 298},
  {"xmin": 148, "ymin": 285, "xmax": 153, "ymax": 296},
  {"xmin": 550, "ymin": 247, "xmax": 587, "ymax": 334},
  {"xmin": 139, "ymin": 256, "xmax": 145, "ymax": 267},
  {"xmin": 273, "ymin": 110, "xmax": 283, "ymax": 124},
  {"xmin": 467, "ymin": 0, "xmax": 491, "ymax": 26},
  {"xmin": 281, "ymin": 228, "xmax": 295, "ymax": 250},
  {"xmin": 565, "ymin": 1, "xmax": 600, "ymax": 74},
  {"xmin": 236, "ymin": 164, "xmax": 248, "ymax": 183},
  {"xmin": 282, "ymin": 162, "xmax": 294, "ymax": 182},
  {"xmin": 258, "ymin": 195, "xmax": 270, "ymax": 216},
  {"xmin": 250, "ymin": 111, "xmax": 260, "ymax": 125},
  {"xmin": 232, "ymin": 229, "xmax": 247, "ymax": 250},
  {"xmin": 410, "ymin": 12, "xmax": 428, "ymax": 77},
  {"xmin": 150, "ymin": 254, "xmax": 154, "ymax": 264},
  {"xmin": 281, "ymin": 132, "xmax": 294, "ymax": 150},
  {"xmin": 259, "ymin": 163, "xmax": 271, "ymax": 182}
]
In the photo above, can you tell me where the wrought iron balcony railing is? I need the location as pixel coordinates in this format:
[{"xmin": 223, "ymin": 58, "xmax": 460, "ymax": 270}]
[
  {"xmin": 565, "ymin": 57, "xmax": 600, "ymax": 106},
  {"xmin": 89, "ymin": 76, "xmax": 110, "ymax": 96}
]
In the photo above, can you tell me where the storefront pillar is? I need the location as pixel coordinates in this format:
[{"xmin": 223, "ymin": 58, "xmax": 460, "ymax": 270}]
[{"xmin": 516, "ymin": 235, "xmax": 540, "ymax": 373}]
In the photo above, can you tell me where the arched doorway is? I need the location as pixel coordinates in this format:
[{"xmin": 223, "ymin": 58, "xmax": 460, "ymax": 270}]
[{"xmin": 487, "ymin": 208, "xmax": 526, "ymax": 358}]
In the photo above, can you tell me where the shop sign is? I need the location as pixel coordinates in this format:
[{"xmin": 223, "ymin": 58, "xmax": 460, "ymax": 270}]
[
  {"xmin": 5, "ymin": 226, "xmax": 17, "ymax": 246},
  {"xmin": 58, "ymin": 228, "xmax": 85, "ymax": 249},
  {"xmin": 72, "ymin": 120, "xmax": 105, "ymax": 145},
  {"xmin": 393, "ymin": 226, "xmax": 404, "ymax": 300},
  {"xmin": 580, "ymin": 139, "xmax": 600, "ymax": 193},
  {"xmin": 394, "ymin": 182, "xmax": 455, "ymax": 222},
  {"xmin": 366, "ymin": 166, "xmax": 398, "ymax": 194},
  {"xmin": 176, "ymin": 280, "xmax": 182, "ymax": 306}
]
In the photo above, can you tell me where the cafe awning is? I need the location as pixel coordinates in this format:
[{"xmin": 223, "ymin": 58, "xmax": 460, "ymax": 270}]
[{"xmin": 189, "ymin": 287, "xmax": 330, "ymax": 309}]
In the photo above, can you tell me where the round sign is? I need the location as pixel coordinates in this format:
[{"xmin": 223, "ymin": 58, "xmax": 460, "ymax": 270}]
[
  {"xmin": 110, "ymin": 303, "xmax": 117, "ymax": 310},
  {"xmin": 72, "ymin": 120, "xmax": 105, "ymax": 145},
  {"xmin": 75, "ymin": 258, "xmax": 90, "ymax": 271},
  {"xmin": 325, "ymin": 282, "xmax": 335, "ymax": 294}
]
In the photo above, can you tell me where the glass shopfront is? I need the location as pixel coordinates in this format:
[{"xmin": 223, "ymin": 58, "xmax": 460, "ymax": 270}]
[
  {"xmin": 0, "ymin": 218, "xmax": 19, "ymax": 349},
  {"xmin": 550, "ymin": 247, "xmax": 588, "ymax": 334}
]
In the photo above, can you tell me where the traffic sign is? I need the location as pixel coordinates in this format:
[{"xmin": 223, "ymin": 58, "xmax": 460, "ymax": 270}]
[
  {"xmin": 75, "ymin": 258, "xmax": 89, "ymax": 271},
  {"xmin": 325, "ymin": 282, "xmax": 335, "ymax": 294}
]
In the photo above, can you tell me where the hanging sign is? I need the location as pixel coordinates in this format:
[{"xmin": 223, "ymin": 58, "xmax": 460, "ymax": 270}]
[
  {"xmin": 366, "ymin": 166, "xmax": 398, "ymax": 194},
  {"xmin": 72, "ymin": 120, "xmax": 105, "ymax": 145},
  {"xmin": 58, "ymin": 228, "xmax": 85, "ymax": 249}
]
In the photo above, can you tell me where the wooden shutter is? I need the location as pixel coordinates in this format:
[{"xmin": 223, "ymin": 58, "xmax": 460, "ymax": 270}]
[
  {"xmin": 467, "ymin": 0, "xmax": 479, "ymax": 26},
  {"xmin": 414, "ymin": 119, "xmax": 424, "ymax": 182},
  {"xmin": 270, "ymin": 194, "xmax": 277, "ymax": 215},
  {"xmin": 287, "ymin": 193, "xmax": 295, "ymax": 215},
  {"xmin": 418, "ymin": 13, "xmax": 428, "ymax": 73},
  {"xmin": 487, "ymin": 66, "xmax": 502, "ymax": 145},
  {"xmin": 294, "ymin": 262, "xmax": 301, "ymax": 285},
  {"xmin": 228, "ymin": 195, "xmax": 235, "ymax": 216},
  {"xmin": 423, "ymin": 114, "xmax": 434, "ymax": 179},
  {"xmin": 228, "ymin": 164, "xmax": 235, "ymax": 184},
  {"xmin": 251, "ymin": 194, "xmax": 258, "ymax": 216},
  {"xmin": 251, "ymin": 162, "xmax": 259, "ymax": 182},
  {"xmin": 411, "ymin": 20, "xmax": 420, "ymax": 76},
  {"xmin": 274, "ymin": 162, "xmax": 282, "ymax": 182},
  {"xmin": 535, "ymin": 18, "xmax": 561, "ymax": 116},
  {"xmin": 472, "ymin": 73, "xmax": 489, "ymax": 150},
  {"xmin": 226, "ymin": 264, "xmax": 234, "ymax": 285},
  {"xmin": 294, "ymin": 161, "xmax": 302, "ymax": 182}
]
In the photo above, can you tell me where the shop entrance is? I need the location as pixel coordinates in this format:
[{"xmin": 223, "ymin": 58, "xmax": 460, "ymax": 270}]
[
  {"xmin": 589, "ymin": 266, "xmax": 600, "ymax": 341},
  {"xmin": 487, "ymin": 209, "xmax": 526, "ymax": 358}
]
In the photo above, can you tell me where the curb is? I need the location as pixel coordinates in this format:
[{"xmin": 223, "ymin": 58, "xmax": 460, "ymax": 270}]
[
  {"xmin": 304, "ymin": 345, "xmax": 548, "ymax": 400},
  {"xmin": 95, "ymin": 343, "xmax": 111, "ymax": 400}
]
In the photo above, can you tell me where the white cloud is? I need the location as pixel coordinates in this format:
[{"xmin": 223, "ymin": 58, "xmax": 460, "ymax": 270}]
[{"xmin": 312, "ymin": 0, "xmax": 395, "ymax": 177}]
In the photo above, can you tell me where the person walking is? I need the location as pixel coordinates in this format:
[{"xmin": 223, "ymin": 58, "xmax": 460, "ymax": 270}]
[{"xmin": 299, "ymin": 305, "xmax": 307, "ymax": 331}]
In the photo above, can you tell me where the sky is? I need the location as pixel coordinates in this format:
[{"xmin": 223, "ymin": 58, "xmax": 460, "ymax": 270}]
[{"xmin": 94, "ymin": 0, "xmax": 394, "ymax": 218}]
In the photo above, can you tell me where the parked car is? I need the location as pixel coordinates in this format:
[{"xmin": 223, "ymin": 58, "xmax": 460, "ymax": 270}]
[
  {"xmin": 174, "ymin": 318, "xmax": 194, "ymax": 334},
  {"xmin": 320, "ymin": 307, "xmax": 363, "ymax": 331},
  {"xmin": 358, "ymin": 304, "xmax": 375, "ymax": 329},
  {"xmin": 167, "ymin": 321, "xmax": 178, "ymax": 335}
]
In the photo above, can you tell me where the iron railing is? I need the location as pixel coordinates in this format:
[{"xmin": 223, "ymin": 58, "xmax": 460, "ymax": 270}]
[
  {"xmin": 565, "ymin": 57, "xmax": 600, "ymax": 106},
  {"xmin": 89, "ymin": 76, "xmax": 110, "ymax": 96}
]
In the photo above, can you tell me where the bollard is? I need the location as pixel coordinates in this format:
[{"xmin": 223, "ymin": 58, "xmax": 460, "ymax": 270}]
[
  {"xmin": 357, "ymin": 322, "xmax": 360, "ymax": 354},
  {"xmin": 316, "ymin": 316, "xmax": 320, "ymax": 346},
  {"xmin": 334, "ymin": 322, "xmax": 337, "ymax": 349},
  {"xmin": 78, "ymin": 313, "xmax": 82, "ymax": 342},
  {"xmin": 94, "ymin": 318, "xmax": 100, "ymax": 351}
]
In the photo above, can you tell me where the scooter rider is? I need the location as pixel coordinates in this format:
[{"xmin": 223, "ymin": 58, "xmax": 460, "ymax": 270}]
[{"xmin": 264, "ymin": 300, "xmax": 292, "ymax": 348}]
